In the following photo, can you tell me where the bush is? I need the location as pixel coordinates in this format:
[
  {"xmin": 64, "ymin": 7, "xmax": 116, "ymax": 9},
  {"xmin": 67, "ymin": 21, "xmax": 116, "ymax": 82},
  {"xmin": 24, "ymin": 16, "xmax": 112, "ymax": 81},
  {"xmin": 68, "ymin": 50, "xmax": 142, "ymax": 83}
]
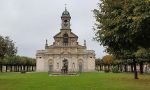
[
  {"xmin": 112, "ymin": 66, "xmax": 120, "ymax": 73},
  {"xmin": 104, "ymin": 68, "xmax": 110, "ymax": 73},
  {"xmin": 21, "ymin": 70, "xmax": 26, "ymax": 74}
]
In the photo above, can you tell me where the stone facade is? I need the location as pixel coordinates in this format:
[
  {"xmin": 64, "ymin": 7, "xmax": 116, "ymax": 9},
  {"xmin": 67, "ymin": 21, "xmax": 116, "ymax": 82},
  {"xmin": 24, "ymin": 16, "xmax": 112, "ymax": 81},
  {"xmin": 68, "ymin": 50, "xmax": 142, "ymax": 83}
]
[{"xmin": 36, "ymin": 8, "xmax": 95, "ymax": 72}]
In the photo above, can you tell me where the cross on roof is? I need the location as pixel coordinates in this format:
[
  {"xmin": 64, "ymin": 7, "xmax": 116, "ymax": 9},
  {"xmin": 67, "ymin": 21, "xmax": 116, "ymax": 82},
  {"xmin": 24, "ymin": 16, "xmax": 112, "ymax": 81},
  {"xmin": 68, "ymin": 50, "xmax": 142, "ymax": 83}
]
[{"xmin": 65, "ymin": 4, "xmax": 67, "ymax": 10}]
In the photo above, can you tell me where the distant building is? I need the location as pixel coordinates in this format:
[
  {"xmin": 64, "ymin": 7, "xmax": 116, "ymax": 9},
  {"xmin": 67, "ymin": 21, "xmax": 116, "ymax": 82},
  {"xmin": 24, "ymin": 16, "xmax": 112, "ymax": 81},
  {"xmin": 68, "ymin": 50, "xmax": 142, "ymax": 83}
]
[{"xmin": 36, "ymin": 8, "xmax": 95, "ymax": 72}]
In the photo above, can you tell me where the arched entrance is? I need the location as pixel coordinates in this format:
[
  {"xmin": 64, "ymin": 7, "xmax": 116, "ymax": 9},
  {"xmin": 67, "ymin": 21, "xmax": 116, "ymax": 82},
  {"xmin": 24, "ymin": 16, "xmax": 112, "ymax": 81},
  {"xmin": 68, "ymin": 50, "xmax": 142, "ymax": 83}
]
[
  {"xmin": 78, "ymin": 60, "xmax": 83, "ymax": 72},
  {"xmin": 61, "ymin": 59, "xmax": 68, "ymax": 74},
  {"xmin": 48, "ymin": 60, "xmax": 53, "ymax": 72}
]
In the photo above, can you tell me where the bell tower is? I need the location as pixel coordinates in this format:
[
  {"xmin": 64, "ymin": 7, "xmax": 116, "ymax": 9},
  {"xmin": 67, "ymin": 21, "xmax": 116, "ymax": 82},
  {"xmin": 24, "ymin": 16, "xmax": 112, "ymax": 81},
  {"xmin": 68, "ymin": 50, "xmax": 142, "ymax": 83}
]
[
  {"xmin": 61, "ymin": 7, "xmax": 71, "ymax": 30},
  {"xmin": 53, "ymin": 6, "xmax": 78, "ymax": 46}
]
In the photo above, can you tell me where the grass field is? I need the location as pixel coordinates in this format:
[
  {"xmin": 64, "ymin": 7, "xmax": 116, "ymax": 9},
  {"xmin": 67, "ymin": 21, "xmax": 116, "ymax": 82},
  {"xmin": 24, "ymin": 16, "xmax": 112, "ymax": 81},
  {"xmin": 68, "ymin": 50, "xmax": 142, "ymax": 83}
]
[{"xmin": 0, "ymin": 72, "xmax": 150, "ymax": 90}]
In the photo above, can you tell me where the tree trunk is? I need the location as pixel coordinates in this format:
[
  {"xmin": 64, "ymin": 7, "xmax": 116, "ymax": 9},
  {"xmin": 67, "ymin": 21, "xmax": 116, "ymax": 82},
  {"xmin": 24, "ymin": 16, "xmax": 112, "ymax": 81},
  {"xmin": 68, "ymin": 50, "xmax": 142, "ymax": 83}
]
[
  {"xmin": 120, "ymin": 64, "xmax": 123, "ymax": 72},
  {"xmin": 17, "ymin": 65, "xmax": 19, "ymax": 72},
  {"xmin": 0, "ymin": 64, "xmax": 2, "ymax": 72},
  {"xmin": 6, "ymin": 65, "xmax": 8, "ymax": 72},
  {"xmin": 18, "ymin": 65, "xmax": 20, "ymax": 72},
  {"xmin": 139, "ymin": 61, "xmax": 144, "ymax": 74},
  {"xmin": 10, "ymin": 65, "xmax": 12, "ymax": 72},
  {"xmin": 117, "ymin": 64, "xmax": 120, "ymax": 71},
  {"xmin": 108, "ymin": 65, "xmax": 110, "ymax": 70},
  {"xmin": 32, "ymin": 66, "xmax": 34, "ymax": 71},
  {"xmin": 20, "ymin": 66, "xmax": 22, "ymax": 71},
  {"xmin": 131, "ymin": 63, "xmax": 134, "ymax": 72},
  {"xmin": 15, "ymin": 65, "xmax": 18, "ymax": 72},
  {"xmin": 27, "ymin": 66, "xmax": 28, "ymax": 72},
  {"xmin": 133, "ymin": 59, "xmax": 138, "ymax": 79},
  {"xmin": 124, "ymin": 64, "xmax": 127, "ymax": 72},
  {"xmin": 100, "ymin": 65, "xmax": 102, "ymax": 71},
  {"xmin": 23, "ymin": 65, "xmax": 25, "ymax": 71}
]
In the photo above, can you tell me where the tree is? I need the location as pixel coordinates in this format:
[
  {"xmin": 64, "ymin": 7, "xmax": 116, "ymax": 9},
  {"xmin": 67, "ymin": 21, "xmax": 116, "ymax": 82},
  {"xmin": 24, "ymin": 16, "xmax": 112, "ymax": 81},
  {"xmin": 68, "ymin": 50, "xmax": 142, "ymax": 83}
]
[
  {"xmin": 0, "ymin": 36, "xmax": 17, "ymax": 58},
  {"xmin": 93, "ymin": 0, "xmax": 150, "ymax": 79},
  {"xmin": 135, "ymin": 47, "xmax": 150, "ymax": 74},
  {"xmin": 103, "ymin": 55, "xmax": 113, "ymax": 64},
  {"xmin": 2, "ymin": 55, "xmax": 36, "ymax": 72},
  {"xmin": 102, "ymin": 55, "xmax": 114, "ymax": 71},
  {"xmin": 0, "ymin": 36, "xmax": 17, "ymax": 72},
  {"xmin": 95, "ymin": 58, "xmax": 103, "ymax": 71}
]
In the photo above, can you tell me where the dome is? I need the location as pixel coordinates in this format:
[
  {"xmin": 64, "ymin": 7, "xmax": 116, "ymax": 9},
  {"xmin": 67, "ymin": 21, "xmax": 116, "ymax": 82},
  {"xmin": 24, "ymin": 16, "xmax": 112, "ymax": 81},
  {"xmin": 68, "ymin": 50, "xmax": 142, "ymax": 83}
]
[{"xmin": 62, "ymin": 8, "xmax": 70, "ymax": 16}]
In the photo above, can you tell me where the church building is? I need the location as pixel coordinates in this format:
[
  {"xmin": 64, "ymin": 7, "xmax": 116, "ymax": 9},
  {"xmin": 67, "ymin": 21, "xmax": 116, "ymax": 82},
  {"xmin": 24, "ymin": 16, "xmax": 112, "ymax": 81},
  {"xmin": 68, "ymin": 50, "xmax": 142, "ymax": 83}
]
[{"xmin": 36, "ymin": 8, "xmax": 95, "ymax": 72}]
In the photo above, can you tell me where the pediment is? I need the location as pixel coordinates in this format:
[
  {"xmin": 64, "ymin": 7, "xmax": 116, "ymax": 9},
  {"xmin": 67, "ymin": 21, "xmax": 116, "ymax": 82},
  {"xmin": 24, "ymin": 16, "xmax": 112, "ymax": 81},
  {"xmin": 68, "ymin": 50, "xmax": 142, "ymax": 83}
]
[{"xmin": 54, "ymin": 31, "xmax": 78, "ymax": 38}]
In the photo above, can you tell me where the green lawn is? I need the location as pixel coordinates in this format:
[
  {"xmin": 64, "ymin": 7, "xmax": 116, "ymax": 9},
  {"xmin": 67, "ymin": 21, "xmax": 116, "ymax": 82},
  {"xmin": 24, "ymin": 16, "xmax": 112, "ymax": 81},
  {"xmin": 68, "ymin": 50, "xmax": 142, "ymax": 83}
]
[{"xmin": 0, "ymin": 72, "xmax": 150, "ymax": 90}]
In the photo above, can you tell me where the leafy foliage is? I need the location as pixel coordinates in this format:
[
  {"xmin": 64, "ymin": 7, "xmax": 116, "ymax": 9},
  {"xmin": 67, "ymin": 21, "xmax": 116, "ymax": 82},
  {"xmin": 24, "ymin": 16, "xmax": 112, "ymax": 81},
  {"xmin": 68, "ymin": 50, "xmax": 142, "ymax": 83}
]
[
  {"xmin": 93, "ymin": 0, "xmax": 150, "ymax": 79},
  {"xmin": 102, "ymin": 55, "xmax": 114, "ymax": 64},
  {"xmin": 0, "ymin": 36, "xmax": 17, "ymax": 59},
  {"xmin": 4, "ymin": 55, "xmax": 36, "ymax": 66},
  {"xmin": 93, "ymin": 0, "xmax": 150, "ymax": 59}
]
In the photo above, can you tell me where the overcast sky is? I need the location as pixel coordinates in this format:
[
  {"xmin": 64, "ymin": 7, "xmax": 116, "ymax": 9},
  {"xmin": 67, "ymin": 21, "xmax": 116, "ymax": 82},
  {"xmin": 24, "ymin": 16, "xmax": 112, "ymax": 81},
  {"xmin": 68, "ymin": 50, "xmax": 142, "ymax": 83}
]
[{"xmin": 0, "ymin": 0, "xmax": 107, "ymax": 58}]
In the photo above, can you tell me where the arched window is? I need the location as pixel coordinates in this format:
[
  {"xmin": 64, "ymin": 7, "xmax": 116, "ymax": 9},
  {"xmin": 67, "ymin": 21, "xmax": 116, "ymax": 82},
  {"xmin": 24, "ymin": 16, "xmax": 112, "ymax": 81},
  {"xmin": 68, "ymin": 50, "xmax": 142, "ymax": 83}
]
[
  {"xmin": 57, "ymin": 63, "xmax": 59, "ymax": 69},
  {"xmin": 63, "ymin": 34, "xmax": 68, "ymax": 43},
  {"xmin": 72, "ymin": 63, "xmax": 75, "ymax": 68}
]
